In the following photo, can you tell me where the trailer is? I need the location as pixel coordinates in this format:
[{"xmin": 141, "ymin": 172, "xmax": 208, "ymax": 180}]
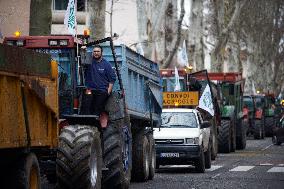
[
  {"xmin": 56, "ymin": 38, "xmax": 162, "ymax": 189},
  {"xmin": 0, "ymin": 44, "xmax": 58, "ymax": 188}
]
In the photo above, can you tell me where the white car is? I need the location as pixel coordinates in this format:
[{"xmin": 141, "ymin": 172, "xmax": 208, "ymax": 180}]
[{"xmin": 154, "ymin": 108, "xmax": 211, "ymax": 173}]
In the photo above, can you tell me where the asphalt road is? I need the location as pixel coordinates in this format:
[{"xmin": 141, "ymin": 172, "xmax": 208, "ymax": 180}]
[
  {"xmin": 130, "ymin": 137, "xmax": 284, "ymax": 189},
  {"xmin": 42, "ymin": 137, "xmax": 284, "ymax": 189}
]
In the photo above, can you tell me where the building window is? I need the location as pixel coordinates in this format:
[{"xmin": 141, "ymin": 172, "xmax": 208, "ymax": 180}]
[{"xmin": 53, "ymin": 0, "xmax": 86, "ymax": 11}]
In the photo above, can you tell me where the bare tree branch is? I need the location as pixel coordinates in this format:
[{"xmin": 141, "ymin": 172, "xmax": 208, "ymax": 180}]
[{"xmin": 162, "ymin": 0, "xmax": 185, "ymax": 68}]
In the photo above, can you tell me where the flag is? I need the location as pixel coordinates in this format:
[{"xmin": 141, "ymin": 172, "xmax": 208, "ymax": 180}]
[
  {"xmin": 252, "ymin": 81, "xmax": 256, "ymax": 95},
  {"xmin": 64, "ymin": 0, "xmax": 77, "ymax": 36},
  {"xmin": 174, "ymin": 67, "xmax": 181, "ymax": 91},
  {"xmin": 177, "ymin": 40, "xmax": 189, "ymax": 67},
  {"xmin": 198, "ymin": 84, "xmax": 214, "ymax": 116},
  {"xmin": 136, "ymin": 43, "xmax": 144, "ymax": 56}
]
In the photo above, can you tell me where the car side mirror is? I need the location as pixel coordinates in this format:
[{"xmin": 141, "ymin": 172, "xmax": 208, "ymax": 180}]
[{"xmin": 200, "ymin": 121, "xmax": 211, "ymax": 129}]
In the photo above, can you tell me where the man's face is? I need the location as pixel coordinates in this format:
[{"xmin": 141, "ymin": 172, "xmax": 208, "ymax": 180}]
[{"xmin": 93, "ymin": 47, "xmax": 102, "ymax": 60}]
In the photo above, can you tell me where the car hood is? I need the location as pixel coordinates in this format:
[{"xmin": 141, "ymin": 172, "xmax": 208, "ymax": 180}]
[{"xmin": 154, "ymin": 128, "xmax": 200, "ymax": 139}]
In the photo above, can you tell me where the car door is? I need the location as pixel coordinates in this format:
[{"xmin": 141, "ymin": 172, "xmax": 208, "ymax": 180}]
[{"xmin": 197, "ymin": 112, "xmax": 210, "ymax": 150}]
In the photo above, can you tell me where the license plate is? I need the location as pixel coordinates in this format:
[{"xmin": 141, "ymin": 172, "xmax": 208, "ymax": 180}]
[{"xmin": 160, "ymin": 153, "xmax": 179, "ymax": 158}]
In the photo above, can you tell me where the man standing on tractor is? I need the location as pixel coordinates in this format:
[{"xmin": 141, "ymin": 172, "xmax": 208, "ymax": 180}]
[{"xmin": 84, "ymin": 45, "xmax": 116, "ymax": 124}]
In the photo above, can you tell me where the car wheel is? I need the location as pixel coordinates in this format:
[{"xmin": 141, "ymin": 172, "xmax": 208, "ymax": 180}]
[{"xmin": 195, "ymin": 146, "xmax": 205, "ymax": 173}]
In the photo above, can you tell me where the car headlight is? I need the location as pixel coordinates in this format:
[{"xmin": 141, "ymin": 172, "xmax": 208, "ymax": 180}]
[{"xmin": 185, "ymin": 137, "xmax": 199, "ymax": 144}]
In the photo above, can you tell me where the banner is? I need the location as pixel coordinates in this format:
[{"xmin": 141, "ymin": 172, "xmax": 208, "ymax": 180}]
[
  {"xmin": 177, "ymin": 40, "xmax": 189, "ymax": 67},
  {"xmin": 198, "ymin": 84, "xmax": 214, "ymax": 116},
  {"xmin": 174, "ymin": 67, "xmax": 181, "ymax": 91},
  {"xmin": 64, "ymin": 0, "xmax": 77, "ymax": 36}
]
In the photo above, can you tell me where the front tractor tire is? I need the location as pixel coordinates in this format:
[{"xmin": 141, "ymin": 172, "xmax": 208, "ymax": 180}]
[
  {"xmin": 236, "ymin": 120, "xmax": 247, "ymax": 150},
  {"xmin": 132, "ymin": 129, "xmax": 150, "ymax": 182},
  {"xmin": 254, "ymin": 120, "xmax": 263, "ymax": 139},
  {"xmin": 56, "ymin": 125, "xmax": 102, "ymax": 189},
  {"xmin": 102, "ymin": 118, "xmax": 132, "ymax": 189},
  {"xmin": 218, "ymin": 120, "xmax": 231, "ymax": 153},
  {"xmin": 147, "ymin": 133, "xmax": 156, "ymax": 180}
]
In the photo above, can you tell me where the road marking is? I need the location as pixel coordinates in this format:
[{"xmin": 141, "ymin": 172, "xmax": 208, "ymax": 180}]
[
  {"xmin": 261, "ymin": 144, "xmax": 273, "ymax": 151},
  {"xmin": 207, "ymin": 165, "xmax": 223, "ymax": 172},
  {"xmin": 267, "ymin": 167, "xmax": 284, "ymax": 173},
  {"xmin": 229, "ymin": 166, "xmax": 255, "ymax": 172},
  {"xmin": 167, "ymin": 165, "xmax": 193, "ymax": 168},
  {"xmin": 260, "ymin": 163, "xmax": 273, "ymax": 166},
  {"xmin": 211, "ymin": 173, "xmax": 221, "ymax": 179}
]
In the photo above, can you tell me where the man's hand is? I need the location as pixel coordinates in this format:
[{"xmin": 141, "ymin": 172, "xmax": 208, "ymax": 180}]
[{"xmin": 108, "ymin": 83, "xmax": 114, "ymax": 95}]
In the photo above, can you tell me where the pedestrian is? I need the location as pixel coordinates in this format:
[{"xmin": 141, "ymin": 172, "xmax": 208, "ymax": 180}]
[{"xmin": 84, "ymin": 45, "xmax": 116, "ymax": 118}]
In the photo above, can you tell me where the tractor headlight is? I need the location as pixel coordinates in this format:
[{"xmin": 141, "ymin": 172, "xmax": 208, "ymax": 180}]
[{"xmin": 185, "ymin": 137, "xmax": 199, "ymax": 145}]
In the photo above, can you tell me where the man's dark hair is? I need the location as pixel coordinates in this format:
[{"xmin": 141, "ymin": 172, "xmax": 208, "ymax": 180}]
[{"xmin": 93, "ymin": 45, "xmax": 103, "ymax": 52}]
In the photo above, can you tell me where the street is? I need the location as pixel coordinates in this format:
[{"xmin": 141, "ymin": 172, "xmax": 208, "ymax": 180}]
[{"xmin": 130, "ymin": 137, "xmax": 284, "ymax": 189}]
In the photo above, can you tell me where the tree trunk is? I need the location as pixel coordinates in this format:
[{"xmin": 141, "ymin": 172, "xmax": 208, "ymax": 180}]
[
  {"xmin": 88, "ymin": 0, "xmax": 106, "ymax": 40},
  {"xmin": 29, "ymin": 0, "xmax": 52, "ymax": 35},
  {"xmin": 162, "ymin": 0, "xmax": 185, "ymax": 68}
]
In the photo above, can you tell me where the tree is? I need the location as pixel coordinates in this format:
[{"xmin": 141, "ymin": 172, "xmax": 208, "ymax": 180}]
[
  {"xmin": 29, "ymin": 0, "xmax": 52, "ymax": 35},
  {"xmin": 88, "ymin": 0, "xmax": 106, "ymax": 40}
]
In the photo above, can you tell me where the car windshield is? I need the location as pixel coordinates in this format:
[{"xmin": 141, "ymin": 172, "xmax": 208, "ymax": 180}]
[{"xmin": 161, "ymin": 112, "xmax": 198, "ymax": 128}]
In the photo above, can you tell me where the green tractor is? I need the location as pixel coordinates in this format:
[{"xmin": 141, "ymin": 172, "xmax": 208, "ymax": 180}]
[
  {"xmin": 187, "ymin": 72, "xmax": 247, "ymax": 153},
  {"xmin": 264, "ymin": 94, "xmax": 277, "ymax": 137},
  {"xmin": 217, "ymin": 75, "xmax": 247, "ymax": 152},
  {"xmin": 243, "ymin": 95, "xmax": 265, "ymax": 139}
]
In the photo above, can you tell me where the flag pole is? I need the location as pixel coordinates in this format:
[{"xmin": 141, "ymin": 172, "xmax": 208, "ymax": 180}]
[{"xmin": 74, "ymin": 0, "xmax": 81, "ymax": 85}]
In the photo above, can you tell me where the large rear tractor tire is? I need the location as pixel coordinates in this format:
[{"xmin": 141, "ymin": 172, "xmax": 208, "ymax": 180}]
[
  {"xmin": 147, "ymin": 133, "xmax": 156, "ymax": 180},
  {"xmin": 218, "ymin": 120, "xmax": 231, "ymax": 153},
  {"xmin": 56, "ymin": 125, "xmax": 102, "ymax": 189},
  {"xmin": 102, "ymin": 118, "xmax": 132, "ymax": 189},
  {"xmin": 132, "ymin": 129, "xmax": 150, "ymax": 181},
  {"xmin": 230, "ymin": 119, "xmax": 236, "ymax": 152},
  {"xmin": 236, "ymin": 120, "xmax": 247, "ymax": 150},
  {"xmin": 11, "ymin": 153, "xmax": 41, "ymax": 189}
]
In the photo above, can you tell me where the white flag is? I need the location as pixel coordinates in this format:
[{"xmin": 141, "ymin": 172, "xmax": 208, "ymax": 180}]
[
  {"xmin": 252, "ymin": 81, "xmax": 256, "ymax": 95},
  {"xmin": 136, "ymin": 43, "xmax": 144, "ymax": 56},
  {"xmin": 177, "ymin": 40, "xmax": 189, "ymax": 67},
  {"xmin": 174, "ymin": 67, "xmax": 181, "ymax": 91},
  {"xmin": 199, "ymin": 84, "xmax": 214, "ymax": 116},
  {"xmin": 64, "ymin": 0, "xmax": 77, "ymax": 36}
]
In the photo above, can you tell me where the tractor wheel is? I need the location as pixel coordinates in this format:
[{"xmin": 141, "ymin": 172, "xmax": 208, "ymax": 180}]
[
  {"xmin": 230, "ymin": 119, "xmax": 236, "ymax": 152},
  {"xmin": 272, "ymin": 136, "xmax": 281, "ymax": 145},
  {"xmin": 254, "ymin": 120, "xmax": 263, "ymax": 139},
  {"xmin": 204, "ymin": 142, "xmax": 212, "ymax": 169},
  {"xmin": 147, "ymin": 133, "xmax": 156, "ymax": 180},
  {"xmin": 236, "ymin": 120, "xmax": 247, "ymax": 150},
  {"xmin": 56, "ymin": 125, "xmax": 102, "ymax": 189},
  {"xmin": 261, "ymin": 118, "xmax": 265, "ymax": 139},
  {"xmin": 11, "ymin": 153, "xmax": 41, "ymax": 189},
  {"xmin": 218, "ymin": 120, "xmax": 231, "ymax": 153},
  {"xmin": 195, "ymin": 146, "xmax": 205, "ymax": 173},
  {"xmin": 132, "ymin": 129, "xmax": 150, "ymax": 181},
  {"xmin": 265, "ymin": 117, "xmax": 275, "ymax": 137},
  {"xmin": 102, "ymin": 118, "xmax": 132, "ymax": 189}
]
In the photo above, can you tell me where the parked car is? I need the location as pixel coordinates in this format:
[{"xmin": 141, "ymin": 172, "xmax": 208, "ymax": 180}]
[
  {"xmin": 154, "ymin": 108, "xmax": 211, "ymax": 173},
  {"xmin": 272, "ymin": 115, "xmax": 284, "ymax": 145}
]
